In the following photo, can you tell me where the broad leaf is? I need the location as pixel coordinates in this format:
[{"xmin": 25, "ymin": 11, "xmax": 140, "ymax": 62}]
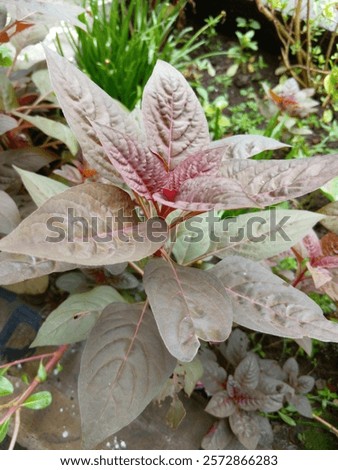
[
  {"xmin": 0, "ymin": 114, "xmax": 17, "ymax": 135},
  {"xmin": 144, "ymin": 258, "xmax": 233, "ymax": 362},
  {"xmin": 218, "ymin": 155, "xmax": 338, "ymax": 206},
  {"xmin": 44, "ymin": 48, "xmax": 127, "ymax": 183},
  {"xmin": 55, "ymin": 271, "xmax": 89, "ymax": 294},
  {"xmin": 0, "ymin": 252, "xmax": 75, "ymax": 285},
  {"xmin": 22, "ymin": 391, "xmax": 52, "ymax": 410},
  {"xmin": 166, "ymin": 148, "xmax": 222, "ymax": 190},
  {"xmin": 79, "ymin": 302, "xmax": 176, "ymax": 449},
  {"xmin": 6, "ymin": 275, "xmax": 49, "ymax": 295},
  {"xmin": 321, "ymin": 177, "xmax": 338, "ymax": 202},
  {"xmin": 156, "ymin": 154, "xmax": 338, "ymax": 211},
  {"xmin": 0, "ymin": 183, "xmax": 168, "ymax": 266},
  {"xmin": 14, "ymin": 166, "xmax": 68, "ymax": 207},
  {"xmin": 0, "ymin": 147, "xmax": 57, "ymax": 192},
  {"xmin": 14, "ymin": 112, "xmax": 79, "ymax": 156},
  {"xmin": 283, "ymin": 357, "xmax": 299, "ymax": 379},
  {"xmin": 0, "ymin": 419, "xmax": 10, "ymax": 444},
  {"xmin": 32, "ymin": 69, "xmax": 56, "ymax": 103},
  {"xmin": 208, "ymin": 134, "xmax": 288, "ymax": 160},
  {"xmin": 258, "ymin": 374, "xmax": 291, "ymax": 412},
  {"xmin": 10, "ymin": 23, "xmax": 48, "ymax": 51},
  {"xmin": 201, "ymin": 420, "xmax": 235, "ymax": 450},
  {"xmin": 199, "ymin": 348, "xmax": 227, "ymax": 395},
  {"xmin": 212, "ymin": 210, "xmax": 324, "ymax": 261},
  {"xmin": 166, "ymin": 397, "xmax": 186, "ymax": 429},
  {"xmin": 31, "ymin": 286, "xmax": 125, "ymax": 347},
  {"xmin": 154, "ymin": 176, "xmax": 257, "ymax": 211},
  {"xmin": 142, "ymin": 60, "xmax": 210, "ymax": 169},
  {"xmin": 212, "ymin": 256, "xmax": 338, "ymax": 342},
  {"xmin": 234, "ymin": 354, "xmax": 260, "ymax": 390},
  {"xmin": 205, "ymin": 390, "xmax": 236, "ymax": 418},
  {"xmin": 172, "ymin": 212, "xmax": 212, "ymax": 265},
  {"xmin": 297, "ymin": 376, "xmax": 315, "ymax": 395},
  {"xmin": 0, "ymin": 375, "xmax": 14, "ymax": 396},
  {"xmin": 3, "ymin": 0, "xmax": 87, "ymax": 30},
  {"xmin": 175, "ymin": 358, "xmax": 203, "ymax": 396},
  {"xmin": 91, "ymin": 121, "xmax": 167, "ymax": 199},
  {"xmin": 229, "ymin": 410, "xmax": 260, "ymax": 450},
  {"xmin": 0, "ymin": 190, "xmax": 20, "ymax": 234},
  {"xmin": 221, "ymin": 328, "xmax": 249, "ymax": 367},
  {"xmin": 318, "ymin": 201, "xmax": 338, "ymax": 235},
  {"xmin": 288, "ymin": 394, "xmax": 313, "ymax": 418}
]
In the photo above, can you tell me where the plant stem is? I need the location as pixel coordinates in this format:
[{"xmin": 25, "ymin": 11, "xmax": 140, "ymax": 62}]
[
  {"xmin": 292, "ymin": 267, "xmax": 307, "ymax": 287},
  {"xmin": 305, "ymin": 0, "xmax": 312, "ymax": 86},
  {"xmin": 128, "ymin": 261, "xmax": 144, "ymax": 276},
  {"xmin": 325, "ymin": 24, "xmax": 337, "ymax": 69},
  {"xmin": 8, "ymin": 409, "xmax": 20, "ymax": 450},
  {"xmin": 312, "ymin": 413, "xmax": 338, "ymax": 438},
  {"xmin": 0, "ymin": 344, "xmax": 68, "ymax": 426},
  {"xmin": 0, "ymin": 353, "xmax": 55, "ymax": 370}
]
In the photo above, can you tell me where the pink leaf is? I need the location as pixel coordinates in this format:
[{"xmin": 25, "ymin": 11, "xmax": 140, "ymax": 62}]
[
  {"xmin": 166, "ymin": 147, "xmax": 222, "ymax": 190},
  {"xmin": 218, "ymin": 154, "xmax": 338, "ymax": 206},
  {"xmin": 208, "ymin": 134, "xmax": 289, "ymax": 160},
  {"xmin": 154, "ymin": 176, "xmax": 261, "ymax": 212},
  {"xmin": 314, "ymin": 256, "xmax": 338, "ymax": 269},
  {"xmin": 91, "ymin": 121, "xmax": 167, "ymax": 199},
  {"xmin": 303, "ymin": 230, "xmax": 322, "ymax": 259},
  {"xmin": 142, "ymin": 60, "xmax": 210, "ymax": 169}
]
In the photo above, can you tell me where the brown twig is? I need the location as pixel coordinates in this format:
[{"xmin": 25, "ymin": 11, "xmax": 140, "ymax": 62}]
[
  {"xmin": 313, "ymin": 413, "xmax": 338, "ymax": 439},
  {"xmin": 128, "ymin": 261, "xmax": 144, "ymax": 276},
  {"xmin": 325, "ymin": 24, "xmax": 338, "ymax": 69}
]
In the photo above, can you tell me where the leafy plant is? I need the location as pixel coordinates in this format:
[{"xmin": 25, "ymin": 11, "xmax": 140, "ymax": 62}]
[
  {"xmin": 60, "ymin": 0, "xmax": 225, "ymax": 109},
  {"xmin": 255, "ymin": 0, "xmax": 338, "ymax": 96},
  {"xmin": 201, "ymin": 329, "xmax": 315, "ymax": 449},
  {"xmin": 1, "ymin": 49, "xmax": 338, "ymax": 449},
  {"xmin": 226, "ymin": 17, "xmax": 265, "ymax": 76},
  {"xmin": 0, "ymin": 354, "xmax": 59, "ymax": 446}
]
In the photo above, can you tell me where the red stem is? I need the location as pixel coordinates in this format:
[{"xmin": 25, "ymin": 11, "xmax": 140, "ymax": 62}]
[
  {"xmin": 0, "ymin": 352, "xmax": 55, "ymax": 370},
  {"xmin": 0, "ymin": 345, "xmax": 68, "ymax": 426},
  {"xmin": 292, "ymin": 268, "xmax": 307, "ymax": 287}
]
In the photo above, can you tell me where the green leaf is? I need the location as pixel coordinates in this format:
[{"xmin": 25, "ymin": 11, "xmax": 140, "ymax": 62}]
[
  {"xmin": 0, "ymin": 74, "xmax": 18, "ymax": 112},
  {"xmin": 0, "ymin": 375, "xmax": 14, "ymax": 396},
  {"xmin": 13, "ymin": 112, "xmax": 79, "ymax": 156},
  {"xmin": 278, "ymin": 411, "xmax": 296, "ymax": 427},
  {"xmin": 173, "ymin": 212, "xmax": 211, "ymax": 264},
  {"xmin": 14, "ymin": 166, "xmax": 68, "ymax": 207},
  {"xmin": 176, "ymin": 358, "xmax": 203, "ymax": 396},
  {"xmin": 166, "ymin": 397, "xmax": 186, "ymax": 429},
  {"xmin": 22, "ymin": 391, "xmax": 52, "ymax": 410},
  {"xmin": 31, "ymin": 286, "xmax": 126, "ymax": 347},
  {"xmin": 37, "ymin": 362, "xmax": 47, "ymax": 382},
  {"xmin": 212, "ymin": 209, "xmax": 324, "ymax": 261},
  {"xmin": 0, "ymin": 419, "xmax": 10, "ymax": 443},
  {"xmin": 0, "ymin": 45, "xmax": 13, "ymax": 67},
  {"xmin": 32, "ymin": 70, "xmax": 56, "ymax": 103},
  {"xmin": 321, "ymin": 177, "xmax": 338, "ymax": 202},
  {"xmin": 21, "ymin": 373, "xmax": 29, "ymax": 385}
]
